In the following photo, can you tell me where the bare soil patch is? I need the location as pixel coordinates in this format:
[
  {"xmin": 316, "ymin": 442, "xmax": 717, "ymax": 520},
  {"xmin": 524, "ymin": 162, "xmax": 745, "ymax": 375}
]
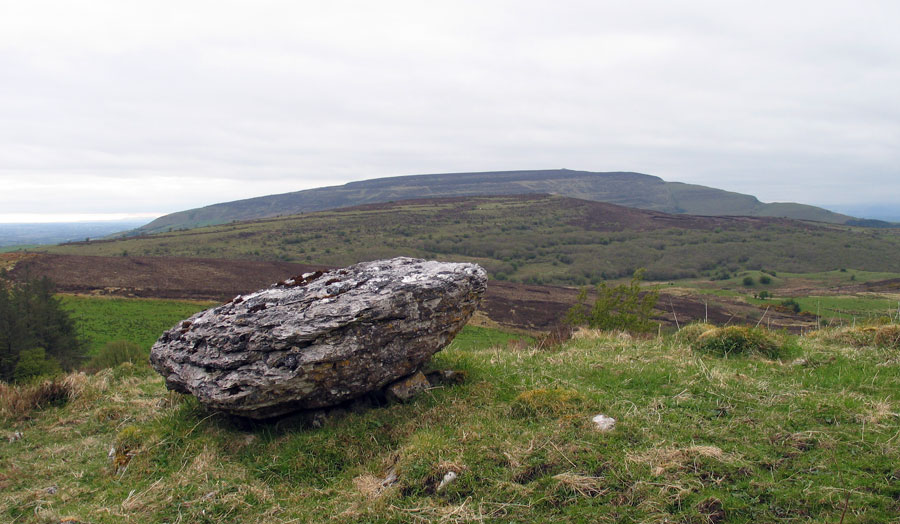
[{"xmin": 7, "ymin": 253, "xmax": 328, "ymax": 301}]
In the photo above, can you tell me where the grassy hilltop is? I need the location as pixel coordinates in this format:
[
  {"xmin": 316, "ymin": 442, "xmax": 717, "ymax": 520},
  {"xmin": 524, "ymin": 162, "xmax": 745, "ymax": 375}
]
[
  {"xmin": 3, "ymin": 324, "xmax": 900, "ymax": 523},
  {"xmin": 41, "ymin": 195, "xmax": 900, "ymax": 286}
]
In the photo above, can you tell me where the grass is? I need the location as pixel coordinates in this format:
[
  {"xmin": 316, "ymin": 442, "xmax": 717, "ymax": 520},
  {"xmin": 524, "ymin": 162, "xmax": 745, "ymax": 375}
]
[
  {"xmin": 3, "ymin": 325, "xmax": 899, "ymax": 522},
  {"xmin": 748, "ymin": 295, "xmax": 900, "ymax": 323},
  {"xmin": 40, "ymin": 195, "xmax": 900, "ymax": 285},
  {"xmin": 60, "ymin": 295, "xmax": 216, "ymax": 355},
  {"xmin": 0, "ymin": 245, "xmax": 39, "ymax": 253}
]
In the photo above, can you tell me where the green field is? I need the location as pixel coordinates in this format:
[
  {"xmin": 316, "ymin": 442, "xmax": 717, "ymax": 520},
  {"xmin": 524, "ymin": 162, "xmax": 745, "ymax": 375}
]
[
  {"xmin": 753, "ymin": 295, "xmax": 900, "ymax": 323},
  {"xmin": 61, "ymin": 295, "xmax": 217, "ymax": 355},
  {"xmin": 0, "ymin": 245, "xmax": 38, "ymax": 253},
  {"xmin": 41, "ymin": 195, "xmax": 900, "ymax": 285},
  {"xmin": 4, "ymin": 323, "xmax": 900, "ymax": 523}
]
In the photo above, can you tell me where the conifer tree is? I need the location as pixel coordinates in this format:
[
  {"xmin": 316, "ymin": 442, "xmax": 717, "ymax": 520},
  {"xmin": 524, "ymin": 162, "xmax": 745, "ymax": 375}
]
[{"xmin": 0, "ymin": 274, "xmax": 82, "ymax": 382}]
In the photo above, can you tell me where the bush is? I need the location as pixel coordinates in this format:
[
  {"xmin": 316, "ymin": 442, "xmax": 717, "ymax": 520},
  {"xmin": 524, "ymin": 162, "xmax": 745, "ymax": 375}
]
[
  {"xmin": 710, "ymin": 270, "xmax": 731, "ymax": 281},
  {"xmin": 675, "ymin": 323, "xmax": 716, "ymax": 345},
  {"xmin": 88, "ymin": 340, "xmax": 147, "ymax": 371},
  {"xmin": 692, "ymin": 326, "xmax": 793, "ymax": 359},
  {"xmin": 781, "ymin": 299, "xmax": 801, "ymax": 313},
  {"xmin": 13, "ymin": 347, "xmax": 62, "ymax": 382},
  {"xmin": 565, "ymin": 268, "xmax": 659, "ymax": 333},
  {"xmin": 759, "ymin": 275, "xmax": 772, "ymax": 285},
  {"xmin": 742, "ymin": 276, "xmax": 755, "ymax": 286}
]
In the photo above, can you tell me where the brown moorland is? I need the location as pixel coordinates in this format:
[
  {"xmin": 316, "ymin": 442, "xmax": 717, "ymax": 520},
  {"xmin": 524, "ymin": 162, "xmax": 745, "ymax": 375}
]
[{"xmin": 6, "ymin": 252, "xmax": 814, "ymax": 332}]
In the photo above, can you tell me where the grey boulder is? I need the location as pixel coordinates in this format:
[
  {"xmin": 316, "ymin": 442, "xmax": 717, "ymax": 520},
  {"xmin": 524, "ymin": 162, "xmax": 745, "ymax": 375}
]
[{"xmin": 150, "ymin": 257, "xmax": 486, "ymax": 419}]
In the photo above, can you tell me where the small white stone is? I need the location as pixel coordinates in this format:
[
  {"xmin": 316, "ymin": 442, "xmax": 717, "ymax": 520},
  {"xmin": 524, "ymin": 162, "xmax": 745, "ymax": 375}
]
[
  {"xmin": 437, "ymin": 471, "xmax": 457, "ymax": 491},
  {"xmin": 592, "ymin": 414, "xmax": 616, "ymax": 432}
]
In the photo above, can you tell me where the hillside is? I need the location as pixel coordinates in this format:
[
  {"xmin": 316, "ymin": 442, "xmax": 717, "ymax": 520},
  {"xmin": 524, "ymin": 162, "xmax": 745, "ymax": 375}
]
[
  {"xmin": 4, "ymin": 326, "xmax": 900, "ymax": 522},
  {"xmin": 44, "ymin": 195, "xmax": 900, "ymax": 285},
  {"xmin": 134, "ymin": 169, "xmax": 854, "ymax": 234},
  {"xmin": 5, "ymin": 253, "xmax": 819, "ymax": 333}
]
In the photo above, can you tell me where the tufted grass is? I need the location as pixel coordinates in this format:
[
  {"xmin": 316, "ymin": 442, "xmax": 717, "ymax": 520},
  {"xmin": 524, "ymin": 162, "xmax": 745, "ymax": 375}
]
[{"xmin": 2, "ymin": 325, "xmax": 900, "ymax": 523}]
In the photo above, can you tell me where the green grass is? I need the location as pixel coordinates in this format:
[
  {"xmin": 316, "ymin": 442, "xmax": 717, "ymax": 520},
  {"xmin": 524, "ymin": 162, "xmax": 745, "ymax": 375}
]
[
  {"xmin": 779, "ymin": 269, "xmax": 900, "ymax": 284},
  {"xmin": 446, "ymin": 324, "xmax": 531, "ymax": 350},
  {"xmin": 755, "ymin": 295, "xmax": 900, "ymax": 323},
  {"xmin": 61, "ymin": 295, "xmax": 216, "ymax": 355},
  {"xmin": 3, "ymin": 326, "xmax": 900, "ymax": 522},
  {"xmin": 0, "ymin": 245, "xmax": 39, "ymax": 253}
]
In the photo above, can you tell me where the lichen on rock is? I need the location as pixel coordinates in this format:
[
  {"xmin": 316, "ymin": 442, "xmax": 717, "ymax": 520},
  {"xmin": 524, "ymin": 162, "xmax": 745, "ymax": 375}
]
[{"xmin": 150, "ymin": 257, "xmax": 486, "ymax": 419}]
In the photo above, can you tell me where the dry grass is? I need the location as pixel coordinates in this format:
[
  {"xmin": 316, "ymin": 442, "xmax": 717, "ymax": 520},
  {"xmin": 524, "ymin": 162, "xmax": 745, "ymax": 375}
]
[
  {"xmin": 627, "ymin": 445, "xmax": 740, "ymax": 477},
  {"xmin": 0, "ymin": 372, "xmax": 86, "ymax": 419},
  {"xmin": 551, "ymin": 473, "xmax": 607, "ymax": 498},
  {"xmin": 809, "ymin": 324, "xmax": 900, "ymax": 349},
  {"xmin": 570, "ymin": 327, "xmax": 632, "ymax": 341},
  {"xmin": 873, "ymin": 324, "xmax": 900, "ymax": 348},
  {"xmin": 511, "ymin": 388, "xmax": 584, "ymax": 417}
]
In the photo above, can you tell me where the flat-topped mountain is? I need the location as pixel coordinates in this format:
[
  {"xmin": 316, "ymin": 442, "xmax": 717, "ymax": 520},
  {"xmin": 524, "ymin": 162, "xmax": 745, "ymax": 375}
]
[{"xmin": 134, "ymin": 169, "xmax": 855, "ymax": 234}]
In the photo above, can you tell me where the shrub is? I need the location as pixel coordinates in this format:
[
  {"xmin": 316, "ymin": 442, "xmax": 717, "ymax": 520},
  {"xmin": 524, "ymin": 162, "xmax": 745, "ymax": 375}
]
[
  {"xmin": 710, "ymin": 270, "xmax": 731, "ymax": 281},
  {"xmin": 88, "ymin": 340, "xmax": 148, "ymax": 371},
  {"xmin": 742, "ymin": 276, "xmax": 755, "ymax": 287},
  {"xmin": 675, "ymin": 323, "xmax": 716, "ymax": 345},
  {"xmin": 13, "ymin": 347, "xmax": 62, "ymax": 382},
  {"xmin": 692, "ymin": 326, "xmax": 793, "ymax": 359},
  {"xmin": 759, "ymin": 275, "xmax": 772, "ymax": 285},
  {"xmin": 565, "ymin": 268, "xmax": 659, "ymax": 333},
  {"xmin": 781, "ymin": 299, "xmax": 801, "ymax": 313}
]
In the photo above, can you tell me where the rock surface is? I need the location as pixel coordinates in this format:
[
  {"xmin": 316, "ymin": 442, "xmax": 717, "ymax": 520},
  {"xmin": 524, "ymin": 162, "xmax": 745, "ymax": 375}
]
[
  {"xmin": 150, "ymin": 257, "xmax": 486, "ymax": 419},
  {"xmin": 592, "ymin": 414, "xmax": 616, "ymax": 432},
  {"xmin": 385, "ymin": 371, "xmax": 431, "ymax": 403}
]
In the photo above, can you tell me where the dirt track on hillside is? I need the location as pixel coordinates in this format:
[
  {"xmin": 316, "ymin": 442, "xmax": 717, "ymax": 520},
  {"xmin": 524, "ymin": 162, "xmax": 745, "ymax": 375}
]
[{"xmin": 4, "ymin": 253, "xmax": 813, "ymax": 333}]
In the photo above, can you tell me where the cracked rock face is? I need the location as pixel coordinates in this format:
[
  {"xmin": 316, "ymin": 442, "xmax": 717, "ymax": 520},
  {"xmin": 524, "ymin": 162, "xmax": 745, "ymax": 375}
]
[{"xmin": 150, "ymin": 257, "xmax": 486, "ymax": 419}]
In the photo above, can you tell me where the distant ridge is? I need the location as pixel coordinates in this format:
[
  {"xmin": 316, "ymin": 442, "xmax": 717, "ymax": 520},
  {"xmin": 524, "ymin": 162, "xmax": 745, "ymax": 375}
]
[{"xmin": 134, "ymin": 169, "xmax": 854, "ymax": 234}]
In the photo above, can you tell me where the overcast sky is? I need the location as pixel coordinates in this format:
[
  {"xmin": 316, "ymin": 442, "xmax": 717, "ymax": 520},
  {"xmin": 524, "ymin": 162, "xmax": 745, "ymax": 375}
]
[{"xmin": 1, "ymin": 0, "xmax": 899, "ymax": 222}]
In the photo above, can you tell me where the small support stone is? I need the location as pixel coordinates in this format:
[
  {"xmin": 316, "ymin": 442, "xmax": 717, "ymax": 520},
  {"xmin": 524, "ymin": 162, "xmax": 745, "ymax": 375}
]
[{"xmin": 386, "ymin": 371, "xmax": 431, "ymax": 403}]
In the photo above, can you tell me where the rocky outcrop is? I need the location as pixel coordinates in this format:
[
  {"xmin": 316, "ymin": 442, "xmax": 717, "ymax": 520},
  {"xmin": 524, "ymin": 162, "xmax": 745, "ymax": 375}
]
[{"xmin": 150, "ymin": 257, "xmax": 486, "ymax": 419}]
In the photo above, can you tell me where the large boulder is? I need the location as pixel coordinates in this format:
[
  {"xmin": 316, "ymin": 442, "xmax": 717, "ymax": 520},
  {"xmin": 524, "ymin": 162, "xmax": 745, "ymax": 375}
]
[{"xmin": 150, "ymin": 257, "xmax": 486, "ymax": 419}]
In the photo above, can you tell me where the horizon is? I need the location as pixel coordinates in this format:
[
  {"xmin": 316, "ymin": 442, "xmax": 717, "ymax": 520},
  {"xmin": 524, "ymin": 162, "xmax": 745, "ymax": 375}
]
[{"xmin": 1, "ymin": 167, "xmax": 899, "ymax": 224}]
